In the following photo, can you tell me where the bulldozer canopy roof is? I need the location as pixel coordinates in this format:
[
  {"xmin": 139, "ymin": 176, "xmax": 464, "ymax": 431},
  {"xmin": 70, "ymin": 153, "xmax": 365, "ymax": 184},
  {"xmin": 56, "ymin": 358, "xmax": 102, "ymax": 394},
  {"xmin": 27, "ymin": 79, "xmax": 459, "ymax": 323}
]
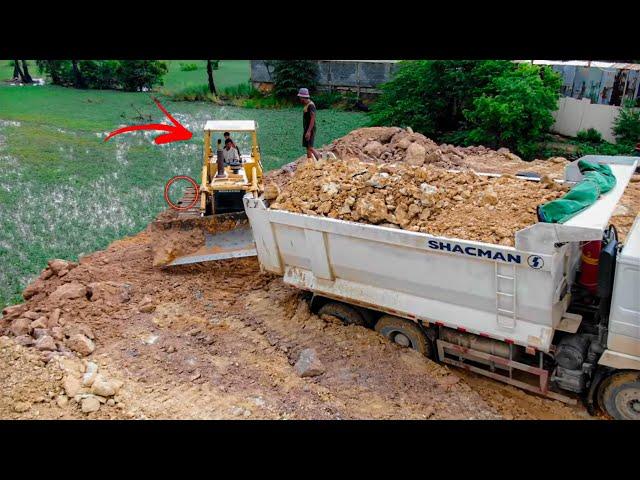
[{"xmin": 204, "ymin": 120, "xmax": 256, "ymax": 132}]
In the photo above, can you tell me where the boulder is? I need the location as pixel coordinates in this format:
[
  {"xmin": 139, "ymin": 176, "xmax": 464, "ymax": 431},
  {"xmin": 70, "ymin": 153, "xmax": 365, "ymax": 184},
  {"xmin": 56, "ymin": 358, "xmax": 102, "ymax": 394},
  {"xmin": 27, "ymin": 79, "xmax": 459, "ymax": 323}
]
[
  {"xmin": 35, "ymin": 335, "xmax": 57, "ymax": 351},
  {"xmin": 81, "ymin": 396, "xmax": 101, "ymax": 413},
  {"xmin": 9, "ymin": 318, "xmax": 32, "ymax": 337},
  {"xmin": 364, "ymin": 141, "xmax": 384, "ymax": 157},
  {"xmin": 23, "ymin": 279, "xmax": 46, "ymax": 300},
  {"xmin": 48, "ymin": 259, "xmax": 77, "ymax": 275},
  {"xmin": 90, "ymin": 375, "xmax": 123, "ymax": 397},
  {"xmin": 63, "ymin": 376, "xmax": 83, "ymax": 397},
  {"xmin": 294, "ymin": 348, "xmax": 325, "ymax": 378},
  {"xmin": 30, "ymin": 317, "xmax": 48, "ymax": 329},
  {"xmin": 66, "ymin": 334, "xmax": 95, "ymax": 356},
  {"xmin": 405, "ymin": 142, "xmax": 426, "ymax": 167},
  {"xmin": 87, "ymin": 281, "xmax": 131, "ymax": 304},
  {"xmin": 32, "ymin": 328, "xmax": 49, "ymax": 340},
  {"xmin": 1, "ymin": 303, "xmax": 27, "ymax": 320},
  {"xmin": 48, "ymin": 282, "xmax": 87, "ymax": 304},
  {"xmin": 48, "ymin": 308, "xmax": 61, "ymax": 327},
  {"xmin": 263, "ymin": 183, "xmax": 281, "ymax": 201},
  {"xmin": 14, "ymin": 335, "xmax": 35, "ymax": 347}
]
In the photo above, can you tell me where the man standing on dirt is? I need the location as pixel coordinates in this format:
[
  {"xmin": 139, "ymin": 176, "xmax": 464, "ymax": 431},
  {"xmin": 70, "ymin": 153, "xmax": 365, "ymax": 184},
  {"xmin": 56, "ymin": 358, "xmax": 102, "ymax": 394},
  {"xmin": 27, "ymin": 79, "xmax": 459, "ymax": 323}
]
[{"xmin": 298, "ymin": 88, "xmax": 321, "ymax": 160}]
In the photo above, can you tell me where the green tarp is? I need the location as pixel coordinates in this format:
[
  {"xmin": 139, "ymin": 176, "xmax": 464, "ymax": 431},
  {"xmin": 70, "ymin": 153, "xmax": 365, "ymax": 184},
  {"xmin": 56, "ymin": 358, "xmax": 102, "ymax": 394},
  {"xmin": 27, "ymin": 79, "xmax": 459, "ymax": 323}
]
[{"xmin": 537, "ymin": 160, "xmax": 616, "ymax": 224}]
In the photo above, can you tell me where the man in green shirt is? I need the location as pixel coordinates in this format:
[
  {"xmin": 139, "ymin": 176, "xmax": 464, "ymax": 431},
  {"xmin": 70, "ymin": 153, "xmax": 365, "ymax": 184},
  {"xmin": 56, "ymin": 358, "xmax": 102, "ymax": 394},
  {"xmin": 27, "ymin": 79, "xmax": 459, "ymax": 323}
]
[{"xmin": 297, "ymin": 87, "xmax": 321, "ymax": 160}]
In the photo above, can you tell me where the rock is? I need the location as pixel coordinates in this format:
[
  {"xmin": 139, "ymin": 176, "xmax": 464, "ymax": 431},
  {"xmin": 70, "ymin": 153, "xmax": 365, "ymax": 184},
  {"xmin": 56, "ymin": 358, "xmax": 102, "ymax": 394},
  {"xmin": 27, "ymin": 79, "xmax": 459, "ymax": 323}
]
[
  {"xmin": 138, "ymin": 295, "xmax": 156, "ymax": 313},
  {"xmin": 9, "ymin": 318, "xmax": 32, "ymax": 336},
  {"xmin": 66, "ymin": 334, "xmax": 95, "ymax": 356},
  {"xmin": 613, "ymin": 203, "xmax": 629, "ymax": 216},
  {"xmin": 23, "ymin": 311, "xmax": 40, "ymax": 320},
  {"xmin": 48, "ymin": 259, "xmax": 76, "ymax": 275},
  {"xmin": 2, "ymin": 303, "xmax": 27, "ymax": 320},
  {"xmin": 35, "ymin": 335, "xmax": 57, "ymax": 351},
  {"xmin": 14, "ymin": 401, "xmax": 31, "ymax": 413},
  {"xmin": 48, "ymin": 282, "xmax": 87, "ymax": 304},
  {"xmin": 14, "ymin": 335, "xmax": 35, "ymax": 347},
  {"xmin": 63, "ymin": 376, "xmax": 83, "ymax": 397},
  {"xmin": 364, "ymin": 141, "xmax": 384, "ymax": 157},
  {"xmin": 481, "ymin": 189, "xmax": 499, "ymax": 206},
  {"xmin": 32, "ymin": 328, "xmax": 50, "ymax": 340},
  {"xmin": 81, "ymin": 396, "xmax": 101, "ymax": 413},
  {"xmin": 397, "ymin": 137, "xmax": 412, "ymax": 150},
  {"xmin": 294, "ymin": 348, "xmax": 325, "ymax": 378},
  {"xmin": 48, "ymin": 308, "xmax": 61, "ymax": 327},
  {"xmin": 107, "ymin": 399, "xmax": 115, "ymax": 406},
  {"xmin": 50, "ymin": 327, "xmax": 64, "ymax": 341},
  {"xmin": 22, "ymin": 279, "xmax": 46, "ymax": 300},
  {"xmin": 405, "ymin": 142, "xmax": 426, "ymax": 167},
  {"xmin": 420, "ymin": 183, "xmax": 438, "ymax": 195},
  {"xmin": 82, "ymin": 362, "xmax": 99, "ymax": 386},
  {"xmin": 30, "ymin": 317, "xmax": 48, "ymax": 329},
  {"xmin": 39, "ymin": 268, "xmax": 54, "ymax": 281},
  {"xmin": 90, "ymin": 375, "xmax": 123, "ymax": 397},
  {"xmin": 87, "ymin": 281, "xmax": 131, "ymax": 304},
  {"xmin": 263, "ymin": 183, "xmax": 281, "ymax": 201},
  {"xmin": 64, "ymin": 324, "xmax": 95, "ymax": 340},
  {"xmin": 56, "ymin": 395, "xmax": 69, "ymax": 408}
]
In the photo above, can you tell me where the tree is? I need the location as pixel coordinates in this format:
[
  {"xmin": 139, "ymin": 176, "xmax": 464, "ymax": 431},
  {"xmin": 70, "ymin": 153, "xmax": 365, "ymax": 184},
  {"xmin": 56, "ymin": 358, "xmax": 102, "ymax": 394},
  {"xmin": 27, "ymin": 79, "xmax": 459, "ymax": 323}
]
[
  {"xmin": 12, "ymin": 60, "xmax": 23, "ymax": 81},
  {"xmin": 272, "ymin": 60, "xmax": 319, "ymax": 98},
  {"xmin": 116, "ymin": 60, "xmax": 168, "ymax": 92},
  {"xmin": 613, "ymin": 100, "xmax": 640, "ymax": 146},
  {"xmin": 464, "ymin": 64, "xmax": 561, "ymax": 158},
  {"xmin": 21, "ymin": 60, "xmax": 33, "ymax": 83},
  {"xmin": 206, "ymin": 60, "xmax": 217, "ymax": 96},
  {"xmin": 369, "ymin": 60, "xmax": 513, "ymax": 137},
  {"xmin": 71, "ymin": 60, "xmax": 86, "ymax": 88}
]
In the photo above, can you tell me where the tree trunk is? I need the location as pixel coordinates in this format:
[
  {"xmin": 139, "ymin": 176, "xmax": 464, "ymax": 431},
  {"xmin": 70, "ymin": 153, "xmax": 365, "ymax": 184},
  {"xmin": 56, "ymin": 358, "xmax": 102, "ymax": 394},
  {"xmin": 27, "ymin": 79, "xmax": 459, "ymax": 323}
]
[
  {"xmin": 71, "ymin": 60, "xmax": 86, "ymax": 88},
  {"xmin": 47, "ymin": 61, "xmax": 61, "ymax": 85},
  {"xmin": 13, "ymin": 60, "xmax": 24, "ymax": 82},
  {"xmin": 20, "ymin": 60, "xmax": 33, "ymax": 83},
  {"xmin": 206, "ymin": 60, "xmax": 217, "ymax": 96}
]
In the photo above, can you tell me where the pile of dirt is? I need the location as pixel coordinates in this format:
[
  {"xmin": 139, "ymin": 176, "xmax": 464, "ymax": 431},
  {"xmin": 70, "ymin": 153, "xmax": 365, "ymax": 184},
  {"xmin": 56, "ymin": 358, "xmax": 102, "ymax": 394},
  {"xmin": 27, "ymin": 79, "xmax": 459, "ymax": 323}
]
[
  {"xmin": 270, "ymin": 158, "xmax": 567, "ymax": 246},
  {"xmin": 0, "ymin": 229, "xmax": 588, "ymax": 419}
]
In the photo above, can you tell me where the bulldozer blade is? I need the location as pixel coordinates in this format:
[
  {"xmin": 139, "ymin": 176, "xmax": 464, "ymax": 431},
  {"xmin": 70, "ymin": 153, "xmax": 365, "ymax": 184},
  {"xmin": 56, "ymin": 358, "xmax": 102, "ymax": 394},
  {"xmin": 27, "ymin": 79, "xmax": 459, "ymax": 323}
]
[{"xmin": 166, "ymin": 222, "xmax": 257, "ymax": 266}]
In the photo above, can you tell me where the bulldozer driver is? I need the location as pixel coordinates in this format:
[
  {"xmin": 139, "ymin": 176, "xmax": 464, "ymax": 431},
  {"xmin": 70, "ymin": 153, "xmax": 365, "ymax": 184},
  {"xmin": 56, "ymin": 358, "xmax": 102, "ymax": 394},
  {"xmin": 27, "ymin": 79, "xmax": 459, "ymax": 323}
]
[
  {"xmin": 222, "ymin": 138, "xmax": 240, "ymax": 166},
  {"xmin": 297, "ymin": 87, "xmax": 321, "ymax": 160},
  {"xmin": 223, "ymin": 131, "xmax": 242, "ymax": 157}
]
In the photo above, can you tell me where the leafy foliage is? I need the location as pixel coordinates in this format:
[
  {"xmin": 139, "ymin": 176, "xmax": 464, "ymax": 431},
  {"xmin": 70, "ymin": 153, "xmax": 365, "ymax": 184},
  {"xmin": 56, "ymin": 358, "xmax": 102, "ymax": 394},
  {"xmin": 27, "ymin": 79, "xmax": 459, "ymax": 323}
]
[
  {"xmin": 613, "ymin": 100, "xmax": 640, "ymax": 146},
  {"xmin": 179, "ymin": 62, "xmax": 199, "ymax": 72},
  {"xmin": 272, "ymin": 60, "xmax": 319, "ymax": 98},
  {"xmin": 576, "ymin": 128, "xmax": 603, "ymax": 144},
  {"xmin": 369, "ymin": 60, "xmax": 513, "ymax": 136},
  {"xmin": 35, "ymin": 60, "xmax": 168, "ymax": 91},
  {"xmin": 463, "ymin": 64, "xmax": 561, "ymax": 158}
]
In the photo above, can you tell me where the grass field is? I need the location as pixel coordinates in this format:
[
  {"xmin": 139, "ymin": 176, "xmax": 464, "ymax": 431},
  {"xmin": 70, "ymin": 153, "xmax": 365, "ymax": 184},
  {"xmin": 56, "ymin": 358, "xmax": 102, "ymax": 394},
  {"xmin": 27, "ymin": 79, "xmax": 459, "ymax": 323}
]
[{"xmin": 0, "ymin": 62, "xmax": 367, "ymax": 308}]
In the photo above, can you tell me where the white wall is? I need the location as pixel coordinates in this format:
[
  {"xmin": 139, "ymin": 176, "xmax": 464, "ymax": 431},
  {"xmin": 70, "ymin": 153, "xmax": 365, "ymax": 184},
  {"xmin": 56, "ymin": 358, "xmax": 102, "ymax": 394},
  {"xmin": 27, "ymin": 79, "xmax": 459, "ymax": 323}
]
[{"xmin": 551, "ymin": 97, "xmax": 620, "ymax": 143}]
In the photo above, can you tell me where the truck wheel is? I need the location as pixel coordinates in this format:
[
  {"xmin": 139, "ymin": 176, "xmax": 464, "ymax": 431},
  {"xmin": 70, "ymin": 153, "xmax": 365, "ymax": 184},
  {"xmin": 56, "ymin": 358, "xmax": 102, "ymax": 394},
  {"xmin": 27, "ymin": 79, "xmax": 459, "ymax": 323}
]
[
  {"xmin": 374, "ymin": 315, "xmax": 433, "ymax": 358},
  {"xmin": 599, "ymin": 371, "xmax": 640, "ymax": 420},
  {"xmin": 318, "ymin": 302, "xmax": 367, "ymax": 327}
]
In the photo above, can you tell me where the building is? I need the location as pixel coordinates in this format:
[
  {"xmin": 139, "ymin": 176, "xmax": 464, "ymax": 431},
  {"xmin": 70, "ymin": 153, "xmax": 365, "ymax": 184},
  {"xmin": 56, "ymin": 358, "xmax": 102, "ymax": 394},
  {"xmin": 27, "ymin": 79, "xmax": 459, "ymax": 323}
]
[{"xmin": 250, "ymin": 60, "xmax": 399, "ymax": 97}]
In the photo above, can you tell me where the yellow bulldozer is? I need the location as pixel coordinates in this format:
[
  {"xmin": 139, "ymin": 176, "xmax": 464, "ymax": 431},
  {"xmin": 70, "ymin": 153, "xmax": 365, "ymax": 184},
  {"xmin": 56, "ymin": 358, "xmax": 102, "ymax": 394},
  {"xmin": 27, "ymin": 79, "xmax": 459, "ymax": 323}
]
[{"xmin": 150, "ymin": 120, "xmax": 264, "ymax": 267}]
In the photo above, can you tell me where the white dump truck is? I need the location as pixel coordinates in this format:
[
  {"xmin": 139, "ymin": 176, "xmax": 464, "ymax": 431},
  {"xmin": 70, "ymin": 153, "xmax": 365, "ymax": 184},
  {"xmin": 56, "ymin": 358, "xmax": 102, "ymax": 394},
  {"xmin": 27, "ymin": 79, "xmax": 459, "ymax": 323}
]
[{"xmin": 243, "ymin": 156, "xmax": 640, "ymax": 419}]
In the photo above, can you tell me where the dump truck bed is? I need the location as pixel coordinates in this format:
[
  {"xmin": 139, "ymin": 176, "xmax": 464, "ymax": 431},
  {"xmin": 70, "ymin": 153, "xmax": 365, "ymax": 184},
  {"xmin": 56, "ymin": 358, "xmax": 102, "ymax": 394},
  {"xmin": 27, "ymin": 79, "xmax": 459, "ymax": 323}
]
[{"xmin": 244, "ymin": 156, "xmax": 638, "ymax": 353}]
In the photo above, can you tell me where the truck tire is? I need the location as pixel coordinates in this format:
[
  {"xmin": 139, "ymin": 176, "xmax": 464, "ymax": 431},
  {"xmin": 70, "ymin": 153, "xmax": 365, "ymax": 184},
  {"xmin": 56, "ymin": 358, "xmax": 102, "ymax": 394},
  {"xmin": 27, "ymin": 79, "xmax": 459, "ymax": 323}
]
[
  {"xmin": 374, "ymin": 315, "xmax": 433, "ymax": 358},
  {"xmin": 598, "ymin": 370, "xmax": 640, "ymax": 420},
  {"xmin": 318, "ymin": 302, "xmax": 367, "ymax": 327}
]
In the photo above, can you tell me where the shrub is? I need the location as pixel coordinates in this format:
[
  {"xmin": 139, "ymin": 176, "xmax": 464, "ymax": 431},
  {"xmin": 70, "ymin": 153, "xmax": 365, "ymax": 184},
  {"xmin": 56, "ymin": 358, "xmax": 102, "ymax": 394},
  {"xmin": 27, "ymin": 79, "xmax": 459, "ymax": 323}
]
[
  {"xmin": 221, "ymin": 82, "xmax": 262, "ymax": 99},
  {"xmin": 464, "ymin": 64, "xmax": 561, "ymax": 159},
  {"xmin": 576, "ymin": 128, "xmax": 603, "ymax": 144},
  {"xmin": 313, "ymin": 91, "xmax": 344, "ymax": 109},
  {"xmin": 272, "ymin": 60, "xmax": 319, "ymax": 98},
  {"xmin": 179, "ymin": 63, "xmax": 199, "ymax": 72},
  {"xmin": 117, "ymin": 60, "xmax": 168, "ymax": 92},
  {"xmin": 613, "ymin": 100, "xmax": 640, "ymax": 146}
]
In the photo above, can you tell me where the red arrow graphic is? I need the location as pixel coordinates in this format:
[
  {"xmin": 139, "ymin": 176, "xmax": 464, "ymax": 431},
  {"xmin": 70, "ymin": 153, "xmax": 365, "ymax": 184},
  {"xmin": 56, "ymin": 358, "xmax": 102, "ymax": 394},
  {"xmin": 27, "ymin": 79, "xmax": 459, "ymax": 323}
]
[{"xmin": 104, "ymin": 97, "xmax": 192, "ymax": 145}]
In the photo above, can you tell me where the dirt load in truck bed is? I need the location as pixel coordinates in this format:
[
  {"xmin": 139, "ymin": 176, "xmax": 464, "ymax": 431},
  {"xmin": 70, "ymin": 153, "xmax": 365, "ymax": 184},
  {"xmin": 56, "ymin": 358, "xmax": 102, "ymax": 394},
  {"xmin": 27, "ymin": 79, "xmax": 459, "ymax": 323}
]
[{"xmin": 269, "ymin": 158, "xmax": 568, "ymax": 246}]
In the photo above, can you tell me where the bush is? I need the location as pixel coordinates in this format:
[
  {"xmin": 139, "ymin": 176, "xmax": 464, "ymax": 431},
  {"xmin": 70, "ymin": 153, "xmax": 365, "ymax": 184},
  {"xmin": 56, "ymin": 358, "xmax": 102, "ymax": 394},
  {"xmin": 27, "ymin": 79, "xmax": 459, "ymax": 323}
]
[
  {"xmin": 576, "ymin": 128, "xmax": 603, "ymax": 144},
  {"xmin": 369, "ymin": 60, "xmax": 513, "ymax": 137},
  {"xmin": 463, "ymin": 64, "xmax": 561, "ymax": 159},
  {"xmin": 179, "ymin": 63, "xmax": 199, "ymax": 72},
  {"xmin": 272, "ymin": 60, "xmax": 319, "ymax": 98},
  {"xmin": 613, "ymin": 100, "xmax": 640, "ymax": 146},
  {"xmin": 117, "ymin": 60, "xmax": 168, "ymax": 92},
  {"xmin": 314, "ymin": 91, "xmax": 344, "ymax": 109},
  {"xmin": 79, "ymin": 60, "xmax": 120, "ymax": 89}
]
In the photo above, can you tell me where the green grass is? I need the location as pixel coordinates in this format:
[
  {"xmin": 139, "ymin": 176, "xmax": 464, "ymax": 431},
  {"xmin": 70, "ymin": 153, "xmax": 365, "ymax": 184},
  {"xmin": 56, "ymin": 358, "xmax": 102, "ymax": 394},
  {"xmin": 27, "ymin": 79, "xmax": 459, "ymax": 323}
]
[
  {"xmin": 0, "ymin": 69, "xmax": 366, "ymax": 308},
  {"xmin": 161, "ymin": 60, "xmax": 250, "ymax": 94}
]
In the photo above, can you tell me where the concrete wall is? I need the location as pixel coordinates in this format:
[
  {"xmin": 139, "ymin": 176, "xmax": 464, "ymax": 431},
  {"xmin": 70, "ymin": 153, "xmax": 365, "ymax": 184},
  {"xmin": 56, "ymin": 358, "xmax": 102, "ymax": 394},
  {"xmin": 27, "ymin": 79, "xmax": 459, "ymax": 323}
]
[
  {"xmin": 251, "ymin": 60, "xmax": 398, "ymax": 94},
  {"xmin": 551, "ymin": 97, "xmax": 621, "ymax": 143}
]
